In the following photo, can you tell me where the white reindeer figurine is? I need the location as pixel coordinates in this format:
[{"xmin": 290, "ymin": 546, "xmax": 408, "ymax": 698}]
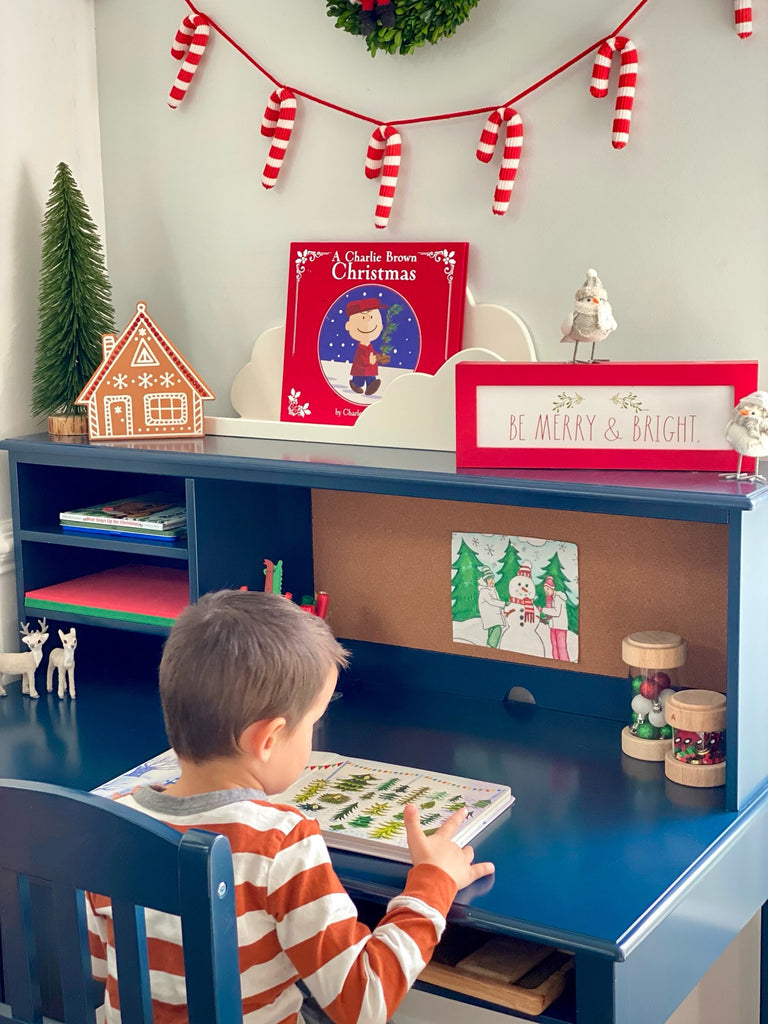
[
  {"xmin": 47, "ymin": 627, "xmax": 77, "ymax": 699},
  {"xmin": 0, "ymin": 620, "xmax": 49, "ymax": 698}
]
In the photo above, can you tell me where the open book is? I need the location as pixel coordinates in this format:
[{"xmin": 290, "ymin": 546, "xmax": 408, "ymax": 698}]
[{"xmin": 94, "ymin": 750, "xmax": 513, "ymax": 864}]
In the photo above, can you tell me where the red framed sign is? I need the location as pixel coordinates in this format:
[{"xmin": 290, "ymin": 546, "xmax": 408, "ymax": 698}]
[{"xmin": 456, "ymin": 361, "xmax": 760, "ymax": 471}]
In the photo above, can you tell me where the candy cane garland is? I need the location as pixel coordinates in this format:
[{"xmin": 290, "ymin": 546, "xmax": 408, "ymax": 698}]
[
  {"xmin": 168, "ymin": 13, "xmax": 210, "ymax": 109},
  {"xmin": 590, "ymin": 36, "xmax": 638, "ymax": 149},
  {"xmin": 365, "ymin": 124, "xmax": 402, "ymax": 229},
  {"xmin": 261, "ymin": 88, "xmax": 297, "ymax": 189},
  {"xmin": 476, "ymin": 106, "xmax": 524, "ymax": 216},
  {"xmin": 734, "ymin": 0, "xmax": 753, "ymax": 37}
]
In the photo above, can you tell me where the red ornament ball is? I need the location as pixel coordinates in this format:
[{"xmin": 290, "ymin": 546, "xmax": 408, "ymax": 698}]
[
  {"xmin": 639, "ymin": 679, "xmax": 660, "ymax": 700},
  {"xmin": 652, "ymin": 672, "xmax": 672, "ymax": 688}
]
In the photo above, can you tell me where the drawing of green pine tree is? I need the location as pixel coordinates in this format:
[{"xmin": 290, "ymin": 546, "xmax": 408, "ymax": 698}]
[
  {"xmin": 331, "ymin": 802, "xmax": 360, "ymax": 821},
  {"xmin": 294, "ymin": 779, "xmax": 329, "ymax": 802},
  {"xmin": 370, "ymin": 819, "xmax": 406, "ymax": 840},
  {"xmin": 333, "ymin": 774, "xmax": 378, "ymax": 792},
  {"xmin": 348, "ymin": 815, "xmax": 373, "ymax": 829},
  {"xmin": 408, "ymin": 786, "xmax": 430, "ymax": 802},
  {"xmin": 329, "ymin": 824, "xmax": 346, "ymax": 831},
  {"xmin": 446, "ymin": 799, "xmax": 466, "ymax": 811},
  {"xmin": 377, "ymin": 778, "xmax": 399, "ymax": 792},
  {"xmin": 298, "ymin": 801, "xmax": 324, "ymax": 812},
  {"xmin": 367, "ymin": 802, "xmax": 389, "ymax": 816},
  {"xmin": 420, "ymin": 812, "xmax": 441, "ymax": 826},
  {"xmin": 319, "ymin": 793, "xmax": 350, "ymax": 804},
  {"xmin": 393, "ymin": 783, "xmax": 412, "ymax": 795},
  {"xmin": 472, "ymin": 799, "xmax": 492, "ymax": 809}
]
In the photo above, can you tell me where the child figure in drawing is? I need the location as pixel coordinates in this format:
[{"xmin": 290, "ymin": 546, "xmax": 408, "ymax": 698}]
[
  {"xmin": 538, "ymin": 575, "xmax": 570, "ymax": 661},
  {"xmin": 477, "ymin": 569, "xmax": 507, "ymax": 649},
  {"xmin": 86, "ymin": 591, "xmax": 493, "ymax": 1024},
  {"xmin": 345, "ymin": 297, "xmax": 387, "ymax": 396}
]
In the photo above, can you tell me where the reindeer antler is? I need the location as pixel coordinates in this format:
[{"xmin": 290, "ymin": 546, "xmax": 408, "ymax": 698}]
[
  {"xmin": 19, "ymin": 621, "xmax": 31, "ymax": 636},
  {"xmin": 37, "ymin": 618, "xmax": 48, "ymax": 632}
]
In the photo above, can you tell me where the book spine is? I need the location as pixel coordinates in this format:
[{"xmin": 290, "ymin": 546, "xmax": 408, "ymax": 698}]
[{"xmin": 60, "ymin": 512, "xmax": 183, "ymax": 530}]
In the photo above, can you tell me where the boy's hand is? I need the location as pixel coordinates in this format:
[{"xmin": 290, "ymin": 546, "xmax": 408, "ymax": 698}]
[{"xmin": 403, "ymin": 804, "xmax": 495, "ymax": 891}]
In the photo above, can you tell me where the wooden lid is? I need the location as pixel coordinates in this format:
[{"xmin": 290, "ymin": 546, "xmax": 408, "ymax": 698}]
[
  {"xmin": 665, "ymin": 689, "xmax": 726, "ymax": 732},
  {"xmin": 621, "ymin": 631, "xmax": 687, "ymax": 669}
]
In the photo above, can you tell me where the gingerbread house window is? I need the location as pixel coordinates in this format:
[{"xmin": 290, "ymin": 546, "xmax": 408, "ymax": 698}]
[{"xmin": 144, "ymin": 392, "xmax": 188, "ymax": 426}]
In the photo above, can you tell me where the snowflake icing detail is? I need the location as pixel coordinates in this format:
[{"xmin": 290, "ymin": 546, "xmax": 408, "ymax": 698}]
[
  {"xmin": 111, "ymin": 373, "xmax": 128, "ymax": 390},
  {"xmin": 287, "ymin": 388, "xmax": 311, "ymax": 419},
  {"xmin": 160, "ymin": 372, "xmax": 176, "ymax": 388},
  {"xmin": 137, "ymin": 372, "xmax": 154, "ymax": 389}
]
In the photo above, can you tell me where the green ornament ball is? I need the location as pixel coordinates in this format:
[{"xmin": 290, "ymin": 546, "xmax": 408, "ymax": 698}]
[
  {"xmin": 631, "ymin": 711, "xmax": 638, "ymax": 724},
  {"xmin": 631, "ymin": 676, "xmax": 643, "ymax": 694},
  {"xmin": 659, "ymin": 725, "xmax": 673, "ymax": 739},
  {"xmin": 636, "ymin": 721, "xmax": 660, "ymax": 740}
]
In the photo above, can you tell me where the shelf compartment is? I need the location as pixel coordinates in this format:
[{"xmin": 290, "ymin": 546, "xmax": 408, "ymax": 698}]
[{"xmin": 24, "ymin": 564, "xmax": 190, "ymax": 629}]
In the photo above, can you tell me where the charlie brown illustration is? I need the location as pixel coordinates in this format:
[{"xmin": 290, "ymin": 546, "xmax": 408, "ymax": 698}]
[{"xmin": 345, "ymin": 297, "xmax": 388, "ymax": 397}]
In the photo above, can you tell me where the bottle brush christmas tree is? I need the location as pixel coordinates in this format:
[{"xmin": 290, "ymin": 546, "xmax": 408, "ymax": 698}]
[{"xmin": 31, "ymin": 162, "xmax": 115, "ymax": 434}]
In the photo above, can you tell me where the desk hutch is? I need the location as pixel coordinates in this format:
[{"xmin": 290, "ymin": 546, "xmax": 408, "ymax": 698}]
[{"xmin": 1, "ymin": 432, "xmax": 767, "ymax": 1024}]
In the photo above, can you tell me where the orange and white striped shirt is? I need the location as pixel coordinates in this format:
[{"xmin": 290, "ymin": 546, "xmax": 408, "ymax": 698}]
[{"xmin": 87, "ymin": 786, "xmax": 457, "ymax": 1024}]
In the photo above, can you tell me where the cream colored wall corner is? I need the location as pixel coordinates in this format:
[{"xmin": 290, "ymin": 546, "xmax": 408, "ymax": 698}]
[{"xmin": 0, "ymin": 0, "xmax": 106, "ymax": 644}]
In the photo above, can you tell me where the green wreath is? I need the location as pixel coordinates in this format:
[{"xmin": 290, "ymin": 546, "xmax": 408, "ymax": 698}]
[{"xmin": 327, "ymin": 1, "xmax": 480, "ymax": 57}]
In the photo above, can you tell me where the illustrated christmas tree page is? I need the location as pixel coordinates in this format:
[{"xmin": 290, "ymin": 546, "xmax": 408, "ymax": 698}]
[
  {"xmin": 451, "ymin": 533, "xmax": 579, "ymax": 662},
  {"xmin": 280, "ymin": 242, "xmax": 469, "ymax": 424},
  {"xmin": 275, "ymin": 754, "xmax": 513, "ymax": 862}
]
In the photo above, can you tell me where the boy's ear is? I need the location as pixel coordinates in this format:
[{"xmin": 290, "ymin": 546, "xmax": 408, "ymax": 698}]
[{"xmin": 239, "ymin": 717, "xmax": 287, "ymax": 763}]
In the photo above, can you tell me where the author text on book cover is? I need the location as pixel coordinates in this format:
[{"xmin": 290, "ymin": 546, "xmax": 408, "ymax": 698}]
[{"xmin": 280, "ymin": 242, "xmax": 469, "ymax": 425}]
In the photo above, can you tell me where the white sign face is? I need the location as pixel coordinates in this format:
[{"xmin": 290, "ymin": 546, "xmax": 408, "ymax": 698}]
[{"xmin": 475, "ymin": 385, "xmax": 735, "ymax": 451}]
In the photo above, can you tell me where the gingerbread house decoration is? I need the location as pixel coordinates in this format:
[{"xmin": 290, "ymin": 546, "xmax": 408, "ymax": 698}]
[{"xmin": 76, "ymin": 302, "xmax": 214, "ymax": 440}]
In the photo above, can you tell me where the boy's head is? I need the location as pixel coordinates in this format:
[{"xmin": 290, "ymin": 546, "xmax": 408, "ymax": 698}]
[
  {"xmin": 345, "ymin": 298, "xmax": 385, "ymax": 346},
  {"xmin": 159, "ymin": 590, "xmax": 348, "ymax": 764}
]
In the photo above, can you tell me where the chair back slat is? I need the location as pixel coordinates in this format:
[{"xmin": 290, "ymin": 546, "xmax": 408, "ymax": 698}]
[
  {"xmin": 0, "ymin": 870, "xmax": 42, "ymax": 1024},
  {"xmin": 51, "ymin": 885, "xmax": 97, "ymax": 1024},
  {"xmin": 178, "ymin": 831, "xmax": 242, "ymax": 1024},
  {"xmin": 111, "ymin": 901, "xmax": 153, "ymax": 1024},
  {"xmin": 0, "ymin": 780, "xmax": 242, "ymax": 1024}
]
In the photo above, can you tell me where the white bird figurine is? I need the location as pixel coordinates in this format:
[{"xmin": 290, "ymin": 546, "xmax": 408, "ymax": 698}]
[
  {"xmin": 561, "ymin": 268, "xmax": 617, "ymax": 363},
  {"xmin": 721, "ymin": 390, "xmax": 768, "ymax": 483}
]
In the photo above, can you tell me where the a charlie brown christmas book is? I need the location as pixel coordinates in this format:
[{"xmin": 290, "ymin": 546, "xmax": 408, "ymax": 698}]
[{"xmin": 280, "ymin": 242, "xmax": 469, "ymax": 425}]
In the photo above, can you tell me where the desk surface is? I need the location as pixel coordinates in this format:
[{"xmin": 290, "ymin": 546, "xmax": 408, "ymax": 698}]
[{"xmin": 0, "ymin": 656, "xmax": 745, "ymax": 964}]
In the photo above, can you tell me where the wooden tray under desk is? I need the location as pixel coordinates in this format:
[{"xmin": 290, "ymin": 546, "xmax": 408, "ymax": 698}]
[{"xmin": 418, "ymin": 929, "xmax": 574, "ymax": 1016}]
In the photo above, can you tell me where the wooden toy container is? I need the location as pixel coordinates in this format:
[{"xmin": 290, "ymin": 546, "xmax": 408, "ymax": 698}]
[
  {"xmin": 621, "ymin": 631, "xmax": 687, "ymax": 762},
  {"xmin": 664, "ymin": 689, "xmax": 726, "ymax": 788}
]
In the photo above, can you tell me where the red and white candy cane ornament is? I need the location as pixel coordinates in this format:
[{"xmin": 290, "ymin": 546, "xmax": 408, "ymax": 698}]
[
  {"xmin": 590, "ymin": 36, "xmax": 638, "ymax": 149},
  {"xmin": 168, "ymin": 12, "xmax": 210, "ymax": 109},
  {"xmin": 476, "ymin": 105, "xmax": 524, "ymax": 216},
  {"xmin": 261, "ymin": 88, "xmax": 297, "ymax": 189},
  {"xmin": 365, "ymin": 124, "xmax": 402, "ymax": 229},
  {"xmin": 734, "ymin": 0, "xmax": 752, "ymax": 37}
]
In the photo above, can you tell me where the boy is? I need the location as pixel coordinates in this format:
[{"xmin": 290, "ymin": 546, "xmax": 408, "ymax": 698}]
[
  {"xmin": 345, "ymin": 297, "xmax": 386, "ymax": 396},
  {"xmin": 87, "ymin": 590, "xmax": 494, "ymax": 1024}
]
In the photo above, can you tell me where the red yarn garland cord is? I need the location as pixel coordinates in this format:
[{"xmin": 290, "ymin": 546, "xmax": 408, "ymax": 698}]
[{"xmin": 181, "ymin": 0, "xmax": 650, "ymax": 126}]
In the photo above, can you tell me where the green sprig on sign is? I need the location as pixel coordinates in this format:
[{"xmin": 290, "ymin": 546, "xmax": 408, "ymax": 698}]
[{"xmin": 327, "ymin": 0, "xmax": 480, "ymax": 57}]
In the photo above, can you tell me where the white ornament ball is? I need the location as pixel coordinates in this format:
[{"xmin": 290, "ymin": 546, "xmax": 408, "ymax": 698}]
[
  {"xmin": 658, "ymin": 688, "xmax": 675, "ymax": 706},
  {"xmin": 648, "ymin": 707, "xmax": 667, "ymax": 728},
  {"xmin": 631, "ymin": 694, "xmax": 653, "ymax": 716}
]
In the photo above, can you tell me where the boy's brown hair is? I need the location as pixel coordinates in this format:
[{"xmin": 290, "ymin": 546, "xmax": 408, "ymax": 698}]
[{"xmin": 159, "ymin": 590, "xmax": 348, "ymax": 763}]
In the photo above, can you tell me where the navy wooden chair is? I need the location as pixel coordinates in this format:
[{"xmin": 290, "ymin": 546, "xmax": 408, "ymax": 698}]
[{"xmin": 0, "ymin": 779, "xmax": 242, "ymax": 1024}]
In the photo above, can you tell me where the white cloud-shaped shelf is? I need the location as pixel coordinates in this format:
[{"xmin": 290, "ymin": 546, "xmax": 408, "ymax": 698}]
[{"xmin": 206, "ymin": 289, "xmax": 536, "ymax": 451}]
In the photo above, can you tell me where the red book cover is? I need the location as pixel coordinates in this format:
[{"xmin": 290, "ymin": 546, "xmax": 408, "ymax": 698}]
[
  {"xmin": 280, "ymin": 242, "xmax": 469, "ymax": 425},
  {"xmin": 25, "ymin": 565, "xmax": 190, "ymax": 626}
]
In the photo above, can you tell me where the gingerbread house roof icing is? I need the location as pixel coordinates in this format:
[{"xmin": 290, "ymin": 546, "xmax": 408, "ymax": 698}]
[{"xmin": 76, "ymin": 302, "xmax": 214, "ymax": 439}]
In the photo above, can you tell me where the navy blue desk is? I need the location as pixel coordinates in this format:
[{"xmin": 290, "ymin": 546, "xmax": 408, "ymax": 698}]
[{"xmin": 1, "ymin": 433, "xmax": 767, "ymax": 1024}]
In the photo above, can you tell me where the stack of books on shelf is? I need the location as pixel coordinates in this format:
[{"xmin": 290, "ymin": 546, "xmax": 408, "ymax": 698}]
[{"xmin": 59, "ymin": 492, "xmax": 187, "ymax": 541}]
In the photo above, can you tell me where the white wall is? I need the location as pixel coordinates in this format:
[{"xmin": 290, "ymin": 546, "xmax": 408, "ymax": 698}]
[
  {"xmin": 93, "ymin": 0, "xmax": 768, "ymax": 419},
  {"xmin": 0, "ymin": 0, "xmax": 105, "ymax": 653}
]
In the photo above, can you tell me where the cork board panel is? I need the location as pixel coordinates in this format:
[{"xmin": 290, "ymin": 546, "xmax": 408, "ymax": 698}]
[{"xmin": 311, "ymin": 490, "xmax": 729, "ymax": 691}]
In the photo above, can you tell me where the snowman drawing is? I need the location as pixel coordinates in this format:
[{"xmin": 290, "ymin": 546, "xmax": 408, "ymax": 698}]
[{"xmin": 498, "ymin": 563, "xmax": 546, "ymax": 657}]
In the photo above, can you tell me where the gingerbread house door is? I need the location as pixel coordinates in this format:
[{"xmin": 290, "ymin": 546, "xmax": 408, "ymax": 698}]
[{"xmin": 104, "ymin": 394, "xmax": 134, "ymax": 436}]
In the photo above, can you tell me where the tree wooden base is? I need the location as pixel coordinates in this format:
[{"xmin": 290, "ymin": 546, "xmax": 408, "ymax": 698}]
[
  {"xmin": 48, "ymin": 415, "xmax": 88, "ymax": 436},
  {"xmin": 665, "ymin": 750, "xmax": 726, "ymax": 788},
  {"xmin": 621, "ymin": 726, "xmax": 671, "ymax": 761}
]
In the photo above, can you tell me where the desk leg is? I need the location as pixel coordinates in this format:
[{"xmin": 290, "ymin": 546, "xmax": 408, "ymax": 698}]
[
  {"xmin": 575, "ymin": 952, "xmax": 614, "ymax": 1024},
  {"xmin": 761, "ymin": 899, "xmax": 767, "ymax": 1024}
]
